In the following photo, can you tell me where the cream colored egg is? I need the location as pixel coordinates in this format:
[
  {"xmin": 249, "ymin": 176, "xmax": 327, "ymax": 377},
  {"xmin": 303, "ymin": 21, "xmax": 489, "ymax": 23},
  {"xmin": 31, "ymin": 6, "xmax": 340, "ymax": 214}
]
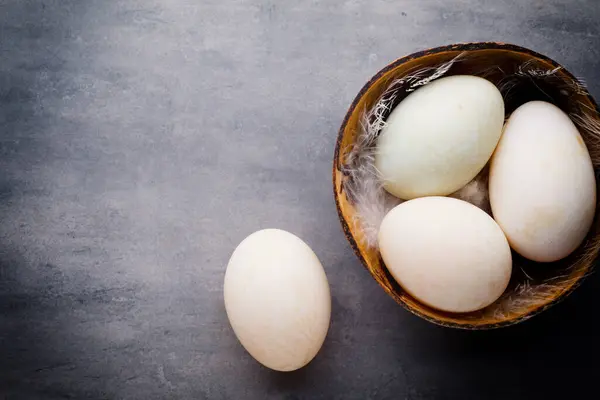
[
  {"xmin": 375, "ymin": 75, "xmax": 505, "ymax": 200},
  {"xmin": 378, "ymin": 197, "xmax": 512, "ymax": 313},
  {"xmin": 224, "ymin": 229, "xmax": 331, "ymax": 372},
  {"xmin": 489, "ymin": 101, "xmax": 596, "ymax": 262}
]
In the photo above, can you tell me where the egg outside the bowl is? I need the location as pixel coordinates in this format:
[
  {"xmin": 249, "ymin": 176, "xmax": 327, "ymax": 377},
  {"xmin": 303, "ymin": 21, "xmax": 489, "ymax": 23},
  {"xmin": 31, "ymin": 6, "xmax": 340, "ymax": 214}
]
[{"xmin": 224, "ymin": 229, "xmax": 331, "ymax": 372}]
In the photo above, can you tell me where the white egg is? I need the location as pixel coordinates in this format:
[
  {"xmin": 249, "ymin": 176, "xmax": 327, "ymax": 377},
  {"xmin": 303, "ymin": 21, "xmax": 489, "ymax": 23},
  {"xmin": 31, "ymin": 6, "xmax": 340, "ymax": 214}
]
[
  {"xmin": 378, "ymin": 197, "xmax": 512, "ymax": 313},
  {"xmin": 375, "ymin": 75, "xmax": 505, "ymax": 200},
  {"xmin": 224, "ymin": 229, "xmax": 331, "ymax": 371},
  {"xmin": 489, "ymin": 101, "xmax": 596, "ymax": 262}
]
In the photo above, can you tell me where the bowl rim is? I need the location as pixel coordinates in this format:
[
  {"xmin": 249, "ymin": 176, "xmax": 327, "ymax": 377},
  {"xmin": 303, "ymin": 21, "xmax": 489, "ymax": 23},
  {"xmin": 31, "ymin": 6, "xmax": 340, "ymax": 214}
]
[{"xmin": 332, "ymin": 41, "xmax": 600, "ymax": 330}]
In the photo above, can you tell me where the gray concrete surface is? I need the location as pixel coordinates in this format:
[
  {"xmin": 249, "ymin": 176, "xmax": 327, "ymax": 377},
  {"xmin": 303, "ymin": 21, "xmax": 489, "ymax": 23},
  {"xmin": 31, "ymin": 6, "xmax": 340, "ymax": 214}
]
[{"xmin": 1, "ymin": 1, "xmax": 600, "ymax": 399}]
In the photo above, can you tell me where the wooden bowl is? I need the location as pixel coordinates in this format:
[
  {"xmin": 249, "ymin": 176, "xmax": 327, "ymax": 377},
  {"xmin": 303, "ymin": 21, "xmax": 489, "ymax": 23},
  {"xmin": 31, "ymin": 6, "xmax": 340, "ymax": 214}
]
[{"xmin": 333, "ymin": 42, "xmax": 600, "ymax": 329}]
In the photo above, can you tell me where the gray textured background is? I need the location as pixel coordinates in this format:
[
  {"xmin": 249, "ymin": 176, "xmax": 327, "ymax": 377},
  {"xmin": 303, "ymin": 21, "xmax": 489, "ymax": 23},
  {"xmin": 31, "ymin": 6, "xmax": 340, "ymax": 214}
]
[{"xmin": 1, "ymin": 1, "xmax": 600, "ymax": 399}]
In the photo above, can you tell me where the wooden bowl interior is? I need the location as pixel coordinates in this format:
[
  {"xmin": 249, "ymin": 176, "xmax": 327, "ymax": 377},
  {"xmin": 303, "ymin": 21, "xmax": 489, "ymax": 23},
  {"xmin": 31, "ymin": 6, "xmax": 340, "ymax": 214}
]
[{"xmin": 334, "ymin": 44, "xmax": 600, "ymax": 329}]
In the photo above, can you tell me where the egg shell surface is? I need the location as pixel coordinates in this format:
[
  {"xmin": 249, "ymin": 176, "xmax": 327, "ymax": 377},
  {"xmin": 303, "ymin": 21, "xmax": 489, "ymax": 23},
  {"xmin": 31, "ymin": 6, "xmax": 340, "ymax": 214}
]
[
  {"xmin": 224, "ymin": 229, "xmax": 331, "ymax": 372},
  {"xmin": 489, "ymin": 101, "xmax": 596, "ymax": 262},
  {"xmin": 375, "ymin": 75, "xmax": 505, "ymax": 200},
  {"xmin": 378, "ymin": 197, "xmax": 512, "ymax": 313}
]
